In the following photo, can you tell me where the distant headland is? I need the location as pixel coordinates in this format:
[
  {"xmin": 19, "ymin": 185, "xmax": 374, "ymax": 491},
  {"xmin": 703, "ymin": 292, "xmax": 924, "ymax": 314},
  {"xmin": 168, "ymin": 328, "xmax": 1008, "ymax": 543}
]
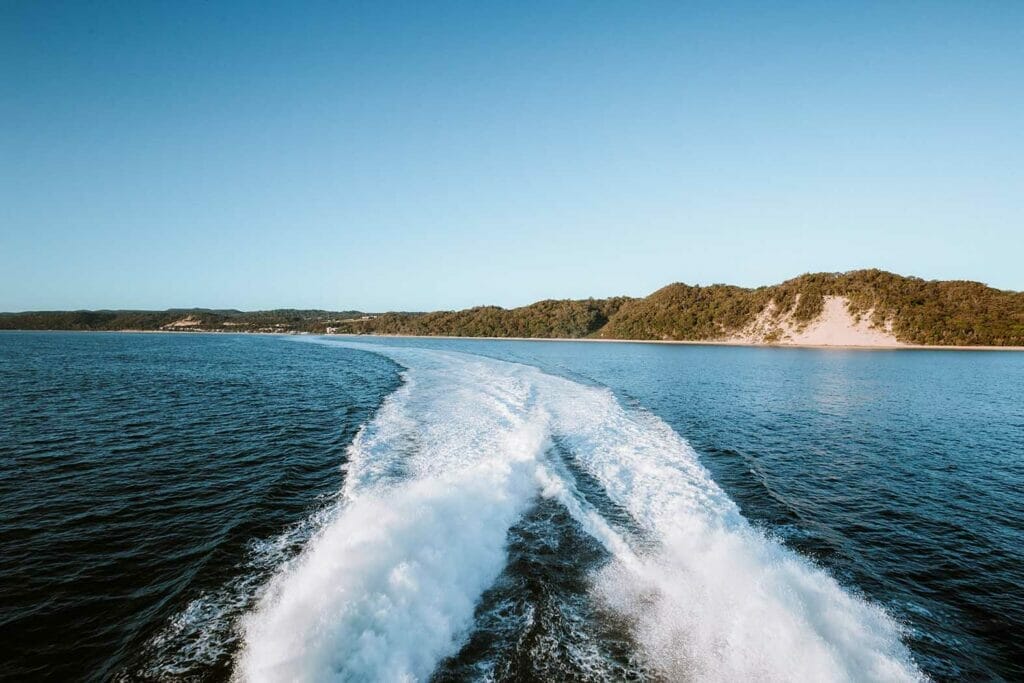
[{"xmin": 3, "ymin": 270, "xmax": 1023, "ymax": 348}]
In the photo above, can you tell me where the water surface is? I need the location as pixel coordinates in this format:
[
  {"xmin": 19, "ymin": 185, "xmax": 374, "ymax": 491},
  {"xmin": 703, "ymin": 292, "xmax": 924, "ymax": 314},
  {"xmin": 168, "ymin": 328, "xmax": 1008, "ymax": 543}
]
[{"xmin": 1, "ymin": 332, "xmax": 1021, "ymax": 680}]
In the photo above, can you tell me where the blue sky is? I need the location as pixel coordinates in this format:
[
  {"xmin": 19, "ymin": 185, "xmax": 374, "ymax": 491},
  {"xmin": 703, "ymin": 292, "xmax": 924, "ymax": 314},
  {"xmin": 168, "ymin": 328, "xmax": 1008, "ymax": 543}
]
[{"xmin": 3, "ymin": 1, "xmax": 1022, "ymax": 311}]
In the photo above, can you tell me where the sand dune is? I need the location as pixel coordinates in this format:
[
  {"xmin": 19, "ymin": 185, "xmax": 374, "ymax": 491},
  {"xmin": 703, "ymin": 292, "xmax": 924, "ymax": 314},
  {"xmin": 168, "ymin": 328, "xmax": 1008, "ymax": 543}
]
[{"xmin": 732, "ymin": 296, "xmax": 904, "ymax": 347}]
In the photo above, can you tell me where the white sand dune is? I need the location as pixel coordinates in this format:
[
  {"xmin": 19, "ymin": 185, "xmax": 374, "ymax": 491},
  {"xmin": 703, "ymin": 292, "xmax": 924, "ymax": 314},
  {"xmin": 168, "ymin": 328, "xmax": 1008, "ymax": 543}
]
[{"xmin": 732, "ymin": 296, "xmax": 904, "ymax": 347}]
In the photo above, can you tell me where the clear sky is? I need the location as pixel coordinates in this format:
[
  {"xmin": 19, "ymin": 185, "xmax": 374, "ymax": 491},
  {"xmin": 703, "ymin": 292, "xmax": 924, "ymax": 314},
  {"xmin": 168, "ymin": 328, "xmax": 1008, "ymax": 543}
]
[{"xmin": 2, "ymin": 1, "xmax": 1022, "ymax": 311}]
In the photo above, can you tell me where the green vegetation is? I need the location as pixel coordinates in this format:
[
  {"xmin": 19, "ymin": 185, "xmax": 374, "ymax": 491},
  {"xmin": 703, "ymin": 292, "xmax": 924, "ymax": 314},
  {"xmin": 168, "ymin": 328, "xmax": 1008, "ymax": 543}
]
[
  {"xmin": 338, "ymin": 298, "xmax": 632, "ymax": 339},
  {"xmin": 596, "ymin": 283, "xmax": 765, "ymax": 340},
  {"xmin": 0, "ymin": 309, "xmax": 364, "ymax": 333},
  {"xmin": 2, "ymin": 270, "xmax": 1022, "ymax": 346}
]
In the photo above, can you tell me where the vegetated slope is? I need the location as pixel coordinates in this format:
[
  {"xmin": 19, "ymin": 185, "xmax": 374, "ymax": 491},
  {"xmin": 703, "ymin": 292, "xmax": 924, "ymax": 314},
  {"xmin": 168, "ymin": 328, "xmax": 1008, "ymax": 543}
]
[
  {"xmin": 339, "ymin": 298, "xmax": 634, "ymax": 338},
  {"xmin": 596, "ymin": 283, "xmax": 768, "ymax": 341},
  {"xmin": 821, "ymin": 270, "xmax": 1024, "ymax": 346},
  {"xmin": 599, "ymin": 270, "xmax": 1024, "ymax": 345}
]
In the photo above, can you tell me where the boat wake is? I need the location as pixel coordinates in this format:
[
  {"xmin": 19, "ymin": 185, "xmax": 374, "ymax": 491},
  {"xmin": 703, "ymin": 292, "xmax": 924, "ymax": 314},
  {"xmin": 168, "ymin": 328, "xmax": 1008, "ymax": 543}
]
[{"xmin": 231, "ymin": 340, "xmax": 923, "ymax": 682}]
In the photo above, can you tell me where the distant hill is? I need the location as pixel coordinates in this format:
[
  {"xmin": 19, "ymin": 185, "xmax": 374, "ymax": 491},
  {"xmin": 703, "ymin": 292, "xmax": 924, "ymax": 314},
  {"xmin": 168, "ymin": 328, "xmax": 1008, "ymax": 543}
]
[
  {"xmin": 0, "ymin": 309, "xmax": 366, "ymax": 333},
  {"xmin": 3, "ymin": 270, "xmax": 1022, "ymax": 346}
]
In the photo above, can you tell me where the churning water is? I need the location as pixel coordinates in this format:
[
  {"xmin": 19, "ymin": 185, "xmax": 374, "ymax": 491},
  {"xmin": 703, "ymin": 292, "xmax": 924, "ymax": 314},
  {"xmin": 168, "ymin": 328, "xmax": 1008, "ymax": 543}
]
[{"xmin": 1, "ymin": 332, "xmax": 1022, "ymax": 680}]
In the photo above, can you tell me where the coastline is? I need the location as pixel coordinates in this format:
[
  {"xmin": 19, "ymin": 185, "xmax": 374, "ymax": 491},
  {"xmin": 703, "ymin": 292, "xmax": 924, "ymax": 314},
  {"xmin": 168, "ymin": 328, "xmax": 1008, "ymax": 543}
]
[
  {"xmin": 329, "ymin": 333, "xmax": 1024, "ymax": 352},
  {"xmin": 3, "ymin": 328, "xmax": 1023, "ymax": 351}
]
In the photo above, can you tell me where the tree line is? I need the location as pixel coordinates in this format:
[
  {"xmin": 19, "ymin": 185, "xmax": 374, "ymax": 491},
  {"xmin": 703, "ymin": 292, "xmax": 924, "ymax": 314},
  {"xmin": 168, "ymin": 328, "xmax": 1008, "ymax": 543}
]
[{"xmin": 3, "ymin": 270, "xmax": 1022, "ymax": 346}]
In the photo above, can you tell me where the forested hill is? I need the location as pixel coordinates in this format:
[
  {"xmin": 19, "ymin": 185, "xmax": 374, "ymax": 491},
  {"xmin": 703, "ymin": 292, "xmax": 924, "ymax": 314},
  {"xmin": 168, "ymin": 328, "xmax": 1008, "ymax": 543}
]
[
  {"xmin": 333, "ymin": 270, "xmax": 1024, "ymax": 346},
  {"xmin": 2, "ymin": 270, "xmax": 1023, "ymax": 346},
  {"xmin": 601, "ymin": 271, "xmax": 1024, "ymax": 345}
]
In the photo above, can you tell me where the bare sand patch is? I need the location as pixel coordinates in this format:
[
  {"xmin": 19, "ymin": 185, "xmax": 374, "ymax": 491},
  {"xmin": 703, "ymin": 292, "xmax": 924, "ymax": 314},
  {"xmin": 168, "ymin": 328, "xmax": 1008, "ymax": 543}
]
[
  {"xmin": 161, "ymin": 316, "xmax": 203, "ymax": 329},
  {"xmin": 732, "ymin": 296, "xmax": 904, "ymax": 347}
]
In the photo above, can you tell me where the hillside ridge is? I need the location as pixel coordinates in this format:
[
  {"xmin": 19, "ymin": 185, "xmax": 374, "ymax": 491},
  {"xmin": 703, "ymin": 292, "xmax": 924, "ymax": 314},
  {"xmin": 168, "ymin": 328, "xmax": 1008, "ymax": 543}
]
[{"xmin": 2, "ymin": 270, "xmax": 1022, "ymax": 346}]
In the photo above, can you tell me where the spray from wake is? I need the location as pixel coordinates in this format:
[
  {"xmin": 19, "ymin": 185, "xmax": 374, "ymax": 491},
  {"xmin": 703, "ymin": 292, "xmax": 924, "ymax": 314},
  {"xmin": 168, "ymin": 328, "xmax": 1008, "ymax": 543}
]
[{"xmin": 236, "ymin": 341, "xmax": 924, "ymax": 682}]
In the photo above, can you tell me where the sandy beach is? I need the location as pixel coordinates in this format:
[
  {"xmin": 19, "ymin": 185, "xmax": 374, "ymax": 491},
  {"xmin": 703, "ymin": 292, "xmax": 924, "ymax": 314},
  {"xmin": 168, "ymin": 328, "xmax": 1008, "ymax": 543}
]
[{"xmin": 327, "ymin": 332, "xmax": 1024, "ymax": 352}]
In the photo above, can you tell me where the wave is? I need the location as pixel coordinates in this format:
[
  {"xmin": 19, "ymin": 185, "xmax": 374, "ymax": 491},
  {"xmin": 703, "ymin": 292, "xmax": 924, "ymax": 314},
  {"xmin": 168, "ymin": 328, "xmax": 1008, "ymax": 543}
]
[{"xmin": 235, "ymin": 341, "xmax": 924, "ymax": 682}]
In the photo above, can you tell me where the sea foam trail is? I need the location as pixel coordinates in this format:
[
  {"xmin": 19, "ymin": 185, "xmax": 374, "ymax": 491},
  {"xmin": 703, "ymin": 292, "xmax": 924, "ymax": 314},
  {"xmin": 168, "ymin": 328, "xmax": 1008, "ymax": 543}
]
[
  {"xmin": 237, "ymin": 341, "xmax": 924, "ymax": 682},
  {"xmin": 237, "ymin": 350, "xmax": 551, "ymax": 681}
]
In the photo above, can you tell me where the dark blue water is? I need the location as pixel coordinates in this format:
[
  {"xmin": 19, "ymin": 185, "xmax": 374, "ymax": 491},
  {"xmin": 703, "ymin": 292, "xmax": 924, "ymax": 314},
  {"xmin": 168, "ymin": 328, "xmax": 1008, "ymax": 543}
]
[
  {"xmin": 1, "ymin": 332, "xmax": 1022, "ymax": 681},
  {"xmin": 0, "ymin": 333, "xmax": 400, "ymax": 681}
]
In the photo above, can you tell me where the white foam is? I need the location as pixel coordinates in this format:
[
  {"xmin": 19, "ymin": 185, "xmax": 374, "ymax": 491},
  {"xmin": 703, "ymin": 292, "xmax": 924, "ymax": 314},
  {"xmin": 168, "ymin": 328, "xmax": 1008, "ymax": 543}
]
[
  {"xmin": 545, "ymin": 386, "xmax": 924, "ymax": 681},
  {"xmin": 236, "ymin": 347, "xmax": 553, "ymax": 681},
  {"xmin": 236, "ymin": 340, "xmax": 924, "ymax": 682}
]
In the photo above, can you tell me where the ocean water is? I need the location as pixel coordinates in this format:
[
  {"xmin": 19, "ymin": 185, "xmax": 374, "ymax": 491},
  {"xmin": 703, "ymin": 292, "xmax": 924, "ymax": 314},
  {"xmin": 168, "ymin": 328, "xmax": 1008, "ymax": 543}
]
[{"xmin": 1, "ymin": 333, "xmax": 1021, "ymax": 681}]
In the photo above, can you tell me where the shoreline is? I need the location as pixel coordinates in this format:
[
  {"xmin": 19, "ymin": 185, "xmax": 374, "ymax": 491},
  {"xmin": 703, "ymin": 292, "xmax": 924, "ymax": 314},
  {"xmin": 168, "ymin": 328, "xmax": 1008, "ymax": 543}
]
[
  {"xmin": 329, "ymin": 333, "xmax": 1024, "ymax": 352},
  {"xmin": 5, "ymin": 329, "xmax": 1021, "ymax": 351}
]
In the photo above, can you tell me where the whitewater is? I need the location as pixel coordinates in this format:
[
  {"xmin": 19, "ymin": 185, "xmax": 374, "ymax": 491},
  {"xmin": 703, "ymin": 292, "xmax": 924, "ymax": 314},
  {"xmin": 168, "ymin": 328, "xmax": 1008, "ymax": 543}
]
[{"xmin": 234, "ymin": 340, "xmax": 924, "ymax": 682}]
